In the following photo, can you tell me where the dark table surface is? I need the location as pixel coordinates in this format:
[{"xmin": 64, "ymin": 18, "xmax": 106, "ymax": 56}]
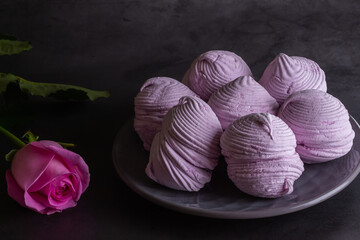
[{"xmin": 1, "ymin": 0, "xmax": 360, "ymax": 239}]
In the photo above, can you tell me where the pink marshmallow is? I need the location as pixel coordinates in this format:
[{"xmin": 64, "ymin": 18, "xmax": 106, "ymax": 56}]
[
  {"xmin": 259, "ymin": 53, "xmax": 327, "ymax": 104},
  {"xmin": 145, "ymin": 96, "xmax": 222, "ymax": 192},
  {"xmin": 134, "ymin": 77, "xmax": 198, "ymax": 151},
  {"xmin": 220, "ymin": 113, "xmax": 304, "ymax": 198},
  {"xmin": 208, "ymin": 76, "xmax": 279, "ymax": 129},
  {"xmin": 183, "ymin": 50, "xmax": 252, "ymax": 101},
  {"xmin": 278, "ymin": 89, "xmax": 354, "ymax": 163}
]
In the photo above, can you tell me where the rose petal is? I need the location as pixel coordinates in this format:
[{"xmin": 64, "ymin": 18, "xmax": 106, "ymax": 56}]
[
  {"xmin": 24, "ymin": 191, "xmax": 49, "ymax": 213},
  {"xmin": 45, "ymin": 174, "xmax": 77, "ymax": 206},
  {"xmin": 47, "ymin": 146, "xmax": 90, "ymax": 193},
  {"xmin": 59, "ymin": 176, "xmax": 77, "ymax": 198},
  {"xmin": 11, "ymin": 143, "xmax": 55, "ymax": 191},
  {"xmin": 8, "ymin": 140, "xmax": 87, "ymax": 215},
  {"xmin": 25, "ymin": 191, "xmax": 61, "ymax": 215},
  {"xmin": 27, "ymin": 176, "xmax": 78, "ymax": 213},
  {"xmin": 43, "ymin": 209, "xmax": 60, "ymax": 215},
  {"xmin": 7, "ymin": 170, "xmax": 60, "ymax": 215},
  {"xmin": 6, "ymin": 170, "xmax": 26, "ymax": 207},
  {"xmin": 25, "ymin": 191, "xmax": 69, "ymax": 215},
  {"xmin": 28, "ymin": 155, "xmax": 71, "ymax": 192},
  {"xmin": 68, "ymin": 173, "xmax": 81, "ymax": 201},
  {"xmin": 34, "ymin": 140, "xmax": 62, "ymax": 148}
]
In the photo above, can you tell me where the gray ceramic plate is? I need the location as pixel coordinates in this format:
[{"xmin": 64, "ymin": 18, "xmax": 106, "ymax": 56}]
[{"xmin": 112, "ymin": 116, "xmax": 360, "ymax": 219}]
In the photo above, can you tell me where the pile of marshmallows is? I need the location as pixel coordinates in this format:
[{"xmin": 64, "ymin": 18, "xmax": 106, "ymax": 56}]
[{"xmin": 134, "ymin": 50, "xmax": 355, "ymax": 198}]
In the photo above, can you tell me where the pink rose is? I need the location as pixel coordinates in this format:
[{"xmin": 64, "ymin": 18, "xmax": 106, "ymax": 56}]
[{"xmin": 5, "ymin": 140, "xmax": 90, "ymax": 215}]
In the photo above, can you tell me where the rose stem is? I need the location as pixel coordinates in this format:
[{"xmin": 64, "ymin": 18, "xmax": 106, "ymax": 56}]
[{"xmin": 0, "ymin": 126, "xmax": 26, "ymax": 148}]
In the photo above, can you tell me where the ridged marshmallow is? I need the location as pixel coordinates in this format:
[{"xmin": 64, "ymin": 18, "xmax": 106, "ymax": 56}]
[
  {"xmin": 220, "ymin": 113, "xmax": 304, "ymax": 198},
  {"xmin": 278, "ymin": 89, "xmax": 354, "ymax": 163},
  {"xmin": 134, "ymin": 77, "xmax": 198, "ymax": 151},
  {"xmin": 183, "ymin": 50, "xmax": 252, "ymax": 101},
  {"xmin": 208, "ymin": 76, "xmax": 279, "ymax": 129},
  {"xmin": 259, "ymin": 53, "xmax": 327, "ymax": 104},
  {"xmin": 145, "ymin": 96, "xmax": 222, "ymax": 192}
]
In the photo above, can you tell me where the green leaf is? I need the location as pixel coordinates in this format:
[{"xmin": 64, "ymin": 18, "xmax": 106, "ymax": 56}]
[
  {"xmin": 0, "ymin": 73, "xmax": 110, "ymax": 101},
  {"xmin": 0, "ymin": 37, "xmax": 33, "ymax": 55},
  {"xmin": 5, "ymin": 149, "xmax": 18, "ymax": 162}
]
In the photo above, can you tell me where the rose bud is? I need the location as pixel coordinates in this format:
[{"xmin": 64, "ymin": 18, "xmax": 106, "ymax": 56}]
[{"xmin": 5, "ymin": 140, "xmax": 90, "ymax": 215}]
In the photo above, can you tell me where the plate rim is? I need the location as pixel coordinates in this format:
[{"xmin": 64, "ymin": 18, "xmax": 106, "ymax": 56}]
[{"xmin": 112, "ymin": 115, "xmax": 360, "ymax": 219}]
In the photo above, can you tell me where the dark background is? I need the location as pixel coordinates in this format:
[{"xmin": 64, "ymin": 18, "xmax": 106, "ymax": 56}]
[{"xmin": 1, "ymin": 0, "xmax": 360, "ymax": 239}]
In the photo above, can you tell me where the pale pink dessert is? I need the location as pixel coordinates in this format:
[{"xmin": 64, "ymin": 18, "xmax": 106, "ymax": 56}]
[
  {"xmin": 134, "ymin": 77, "xmax": 198, "ymax": 151},
  {"xmin": 259, "ymin": 53, "xmax": 327, "ymax": 104},
  {"xmin": 208, "ymin": 76, "xmax": 279, "ymax": 129},
  {"xmin": 146, "ymin": 96, "xmax": 222, "ymax": 192},
  {"xmin": 182, "ymin": 50, "xmax": 252, "ymax": 101},
  {"xmin": 278, "ymin": 89, "xmax": 354, "ymax": 164},
  {"xmin": 220, "ymin": 113, "xmax": 304, "ymax": 198}
]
